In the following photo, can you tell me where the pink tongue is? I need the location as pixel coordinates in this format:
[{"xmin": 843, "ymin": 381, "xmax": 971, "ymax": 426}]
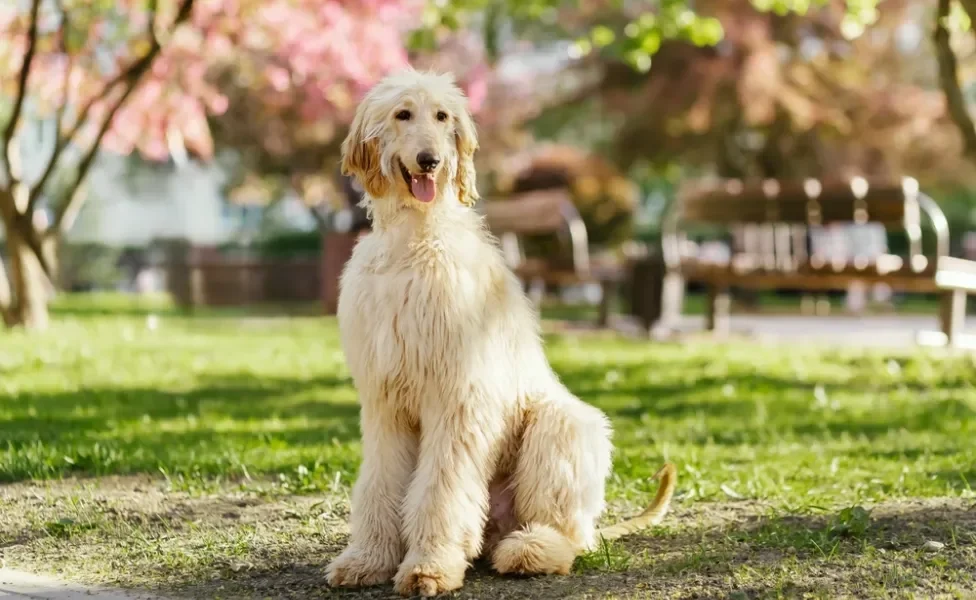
[{"xmin": 410, "ymin": 175, "xmax": 436, "ymax": 203}]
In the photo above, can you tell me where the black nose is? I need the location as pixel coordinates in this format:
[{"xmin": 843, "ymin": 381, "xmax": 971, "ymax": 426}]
[{"xmin": 417, "ymin": 151, "xmax": 440, "ymax": 172}]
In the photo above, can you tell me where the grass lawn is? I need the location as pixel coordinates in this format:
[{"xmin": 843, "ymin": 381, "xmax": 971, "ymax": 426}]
[{"xmin": 1, "ymin": 294, "xmax": 975, "ymax": 599}]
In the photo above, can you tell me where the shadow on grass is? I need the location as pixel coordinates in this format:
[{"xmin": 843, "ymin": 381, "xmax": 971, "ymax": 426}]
[
  {"xmin": 0, "ymin": 373, "xmax": 361, "ymax": 483},
  {"xmin": 5, "ymin": 351, "xmax": 974, "ymax": 484},
  {"xmin": 160, "ymin": 500, "xmax": 976, "ymax": 599},
  {"xmin": 553, "ymin": 361, "xmax": 976, "ymax": 444},
  {"xmin": 48, "ymin": 292, "xmax": 322, "ymax": 321},
  {"xmin": 50, "ymin": 303, "xmax": 322, "ymax": 320}
]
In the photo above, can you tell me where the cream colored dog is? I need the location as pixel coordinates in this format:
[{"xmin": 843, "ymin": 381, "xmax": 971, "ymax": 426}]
[{"xmin": 326, "ymin": 69, "xmax": 676, "ymax": 597}]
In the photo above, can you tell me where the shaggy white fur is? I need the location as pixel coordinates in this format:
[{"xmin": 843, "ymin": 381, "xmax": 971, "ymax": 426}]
[{"xmin": 325, "ymin": 69, "xmax": 671, "ymax": 597}]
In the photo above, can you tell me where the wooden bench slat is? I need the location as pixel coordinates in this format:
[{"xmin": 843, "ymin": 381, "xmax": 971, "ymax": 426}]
[
  {"xmin": 480, "ymin": 189, "xmax": 626, "ymax": 327},
  {"xmin": 935, "ymin": 256, "xmax": 976, "ymax": 292},
  {"xmin": 656, "ymin": 176, "xmax": 958, "ymax": 343},
  {"xmin": 480, "ymin": 190, "xmax": 574, "ymax": 235},
  {"xmin": 679, "ymin": 178, "xmax": 917, "ymax": 227},
  {"xmin": 925, "ymin": 256, "xmax": 976, "ymax": 347},
  {"xmin": 682, "ymin": 268, "xmax": 941, "ymax": 293},
  {"xmin": 683, "ymin": 261, "xmax": 937, "ymax": 278}
]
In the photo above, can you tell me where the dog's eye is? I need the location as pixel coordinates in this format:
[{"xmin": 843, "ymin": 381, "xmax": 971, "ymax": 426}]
[
  {"xmin": 436, "ymin": 111, "xmax": 448, "ymax": 122},
  {"xmin": 395, "ymin": 110, "xmax": 412, "ymax": 121}
]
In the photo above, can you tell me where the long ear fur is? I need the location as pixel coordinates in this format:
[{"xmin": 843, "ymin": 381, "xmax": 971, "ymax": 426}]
[
  {"xmin": 341, "ymin": 100, "xmax": 390, "ymax": 199},
  {"xmin": 454, "ymin": 107, "xmax": 479, "ymax": 207}
]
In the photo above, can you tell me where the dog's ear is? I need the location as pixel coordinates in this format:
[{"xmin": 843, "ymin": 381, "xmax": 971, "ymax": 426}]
[
  {"xmin": 454, "ymin": 107, "xmax": 479, "ymax": 207},
  {"xmin": 341, "ymin": 100, "xmax": 390, "ymax": 199}
]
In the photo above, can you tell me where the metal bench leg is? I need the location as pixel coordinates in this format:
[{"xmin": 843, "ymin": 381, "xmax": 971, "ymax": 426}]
[
  {"xmin": 661, "ymin": 273, "xmax": 684, "ymax": 328},
  {"xmin": 706, "ymin": 285, "xmax": 731, "ymax": 333},
  {"xmin": 635, "ymin": 272, "xmax": 661, "ymax": 332},
  {"xmin": 800, "ymin": 294, "xmax": 816, "ymax": 315},
  {"xmin": 940, "ymin": 289, "xmax": 967, "ymax": 347},
  {"xmin": 528, "ymin": 277, "xmax": 545, "ymax": 306},
  {"xmin": 815, "ymin": 294, "xmax": 831, "ymax": 316},
  {"xmin": 597, "ymin": 279, "xmax": 616, "ymax": 328}
]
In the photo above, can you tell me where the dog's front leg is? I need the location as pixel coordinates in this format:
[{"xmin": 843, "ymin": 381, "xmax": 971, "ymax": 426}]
[
  {"xmin": 326, "ymin": 402, "xmax": 417, "ymax": 588},
  {"xmin": 394, "ymin": 402, "xmax": 493, "ymax": 597}
]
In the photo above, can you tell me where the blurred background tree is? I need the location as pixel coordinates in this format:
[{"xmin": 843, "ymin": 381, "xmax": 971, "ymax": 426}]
[
  {"xmin": 427, "ymin": 0, "xmax": 976, "ymax": 249},
  {"xmin": 8, "ymin": 0, "xmax": 976, "ymax": 330},
  {"xmin": 0, "ymin": 0, "xmax": 420, "ymax": 331}
]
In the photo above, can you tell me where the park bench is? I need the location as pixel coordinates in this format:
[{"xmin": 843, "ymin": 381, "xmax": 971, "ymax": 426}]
[
  {"xmin": 660, "ymin": 176, "xmax": 976, "ymax": 347},
  {"xmin": 479, "ymin": 189, "xmax": 626, "ymax": 326}
]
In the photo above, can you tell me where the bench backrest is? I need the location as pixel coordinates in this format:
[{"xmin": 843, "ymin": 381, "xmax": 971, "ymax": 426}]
[
  {"xmin": 480, "ymin": 189, "xmax": 590, "ymax": 276},
  {"xmin": 675, "ymin": 177, "xmax": 920, "ymax": 229},
  {"xmin": 662, "ymin": 176, "xmax": 950, "ymax": 274},
  {"xmin": 481, "ymin": 189, "xmax": 577, "ymax": 234}
]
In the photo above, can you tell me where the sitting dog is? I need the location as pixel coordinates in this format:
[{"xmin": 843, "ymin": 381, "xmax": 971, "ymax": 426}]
[{"xmin": 326, "ymin": 69, "xmax": 676, "ymax": 597}]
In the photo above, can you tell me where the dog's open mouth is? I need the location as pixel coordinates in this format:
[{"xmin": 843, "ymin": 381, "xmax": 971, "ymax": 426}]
[{"xmin": 399, "ymin": 159, "xmax": 436, "ymax": 203}]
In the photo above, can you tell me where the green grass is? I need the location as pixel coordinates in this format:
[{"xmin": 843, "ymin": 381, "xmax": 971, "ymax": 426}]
[
  {"xmin": 540, "ymin": 289, "xmax": 946, "ymax": 324},
  {"xmin": 1, "ymin": 293, "xmax": 975, "ymax": 598}
]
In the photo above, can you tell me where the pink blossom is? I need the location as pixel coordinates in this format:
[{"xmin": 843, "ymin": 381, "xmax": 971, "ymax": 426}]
[{"xmin": 0, "ymin": 0, "xmax": 425, "ymax": 161}]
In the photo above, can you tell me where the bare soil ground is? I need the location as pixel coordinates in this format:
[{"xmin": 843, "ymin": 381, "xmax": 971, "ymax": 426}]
[{"xmin": 2, "ymin": 477, "xmax": 974, "ymax": 600}]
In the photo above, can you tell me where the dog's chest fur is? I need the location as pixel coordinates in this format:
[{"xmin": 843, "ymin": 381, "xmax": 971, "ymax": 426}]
[{"xmin": 337, "ymin": 213, "xmax": 516, "ymax": 414}]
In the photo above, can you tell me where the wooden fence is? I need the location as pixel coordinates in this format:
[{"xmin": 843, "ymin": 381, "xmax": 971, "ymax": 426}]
[
  {"xmin": 163, "ymin": 233, "xmax": 363, "ymax": 312},
  {"xmin": 165, "ymin": 245, "xmax": 319, "ymax": 308}
]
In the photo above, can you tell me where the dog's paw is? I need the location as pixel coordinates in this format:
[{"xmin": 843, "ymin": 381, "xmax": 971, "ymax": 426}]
[
  {"xmin": 326, "ymin": 547, "xmax": 397, "ymax": 588},
  {"xmin": 393, "ymin": 554, "xmax": 467, "ymax": 597}
]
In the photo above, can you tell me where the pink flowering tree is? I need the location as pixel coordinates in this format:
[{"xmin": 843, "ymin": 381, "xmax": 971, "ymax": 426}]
[
  {"xmin": 210, "ymin": 16, "xmax": 489, "ymax": 219},
  {"xmin": 0, "ymin": 0, "xmax": 892, "ymax": 332},
  {"xmin": 0, "ymin": 0, "xmax": 422, "ymax": 331}
]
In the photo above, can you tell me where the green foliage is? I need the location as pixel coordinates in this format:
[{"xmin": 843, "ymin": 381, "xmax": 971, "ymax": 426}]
[
  {"xmin": 215, "ymin": 230, "xmax": 321, "ymax": 259},
  {"xmin": 831, "ymin": 505, "xmax": 872, "ymax": 538},
  {"xmin": 574, "ymin": 1, "xmax": 723, "ymax": 72},
  {"xmin": 414, "ymin": 0, "xmax": 721, "ymax": 70},
  {"xmin": 43, "ymin": 517, "xmax": 96, "ymax": 540},
  {"xmin": 574, "ymin": 537, "xmax": 633, "ymax": 573},
  {"xmin": 924, "ymin": 186, "xmax": 976, "ymax": 256},
  {"xmin": 254, "ymin": 230, "xmax": 321, "ymax": 258},
  {"xmin": 415, "ymin": 0, "xmax": 885, "ymax": 70},
  {"xmin": 57, "ymin": 243, "xmax": 124, "ymax": 291}
]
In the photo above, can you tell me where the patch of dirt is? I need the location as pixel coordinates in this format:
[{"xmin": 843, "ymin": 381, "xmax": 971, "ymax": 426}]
[{"xmin": 2, "ymin": 477, "xmax": 975, "ymax": 599}]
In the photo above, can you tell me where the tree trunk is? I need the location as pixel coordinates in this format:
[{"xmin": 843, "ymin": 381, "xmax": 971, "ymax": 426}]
[
  {"xmin": 0, "ymin": 255, "xmax": 14, "ymax": 327},
  {"xmin": 5, "ymin": 225, "xmax": 50, "ymax": 331}
]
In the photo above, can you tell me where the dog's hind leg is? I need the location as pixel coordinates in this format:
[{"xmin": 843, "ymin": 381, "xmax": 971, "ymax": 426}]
[{"xmin": 492, "ymin": 395, "xmax": 613, "ymax": 575}]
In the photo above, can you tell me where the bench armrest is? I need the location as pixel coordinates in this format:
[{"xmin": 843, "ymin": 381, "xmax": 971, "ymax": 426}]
[
  {"xmin": 917, "ymin": 191, "xmax": 950, "ymax": 259},
  {"xmin": 481, "ymin": 191, "xmax": 591, "ymax": 279}
]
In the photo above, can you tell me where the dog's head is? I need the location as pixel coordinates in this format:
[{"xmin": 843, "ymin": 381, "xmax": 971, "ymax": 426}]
[{"xmin": 340, "ymin": 70, "xmax": 479, "ymax": 213}]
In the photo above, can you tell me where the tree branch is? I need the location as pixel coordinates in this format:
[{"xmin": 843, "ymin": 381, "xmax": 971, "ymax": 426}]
[
  {"xmin": 934, "ymin": 0, "xmax": 976, "ymax": 158},
  {"xmin": 308, "ymin": 204, "xmax": 330, "ymax": 229},
  {"xmin": 29, "ymin": 0, "xmax": 196, "ymax": 214},
  {"xmin": 30, "ymin": 77, "xmax": 129, "ymax": 213},
  {"xmin": 0, "ymin": 201, "xmax": 16, "ymax": 325},
  {"xmin": 11, "ymin": 210, "xmax": 54, "ymax": 281},
  {"xmin": 49, "ymin": 0, "xmax": 196, "ymax": 234},
  {"xmin": 22, "ymin": 0, "xmax": 75, "ymax": 215},
  {"xmin": 1, "ymin": 0, "xmax": 42, "ymax": 184},
  {"xmin": 52, "ymin": 0, "xmax": 74, "ymax": 157}
]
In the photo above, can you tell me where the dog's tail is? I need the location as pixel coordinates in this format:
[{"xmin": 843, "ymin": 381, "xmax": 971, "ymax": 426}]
[
  {"xmin": 491, "ymin": 462, "xmax": 676, "ymax": 574},
  {"xmin": 491, "ymin": 523, "xmax": 578, "ymax": 576},
  {"xmin": 596, "ymin": 462, "xmax": 676, "ymax": 541}
]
